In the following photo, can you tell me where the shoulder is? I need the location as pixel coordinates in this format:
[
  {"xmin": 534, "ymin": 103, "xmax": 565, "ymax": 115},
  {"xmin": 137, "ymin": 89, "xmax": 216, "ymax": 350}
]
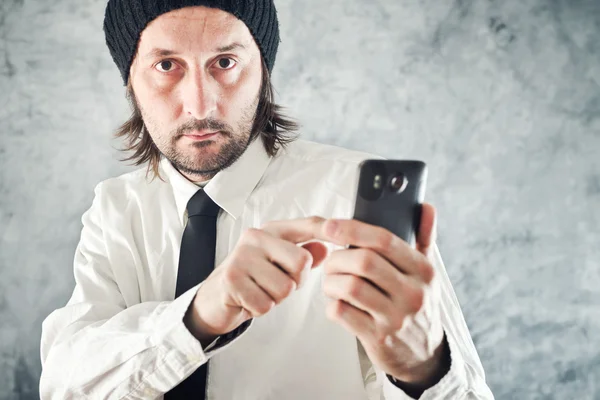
[
  {"xmin": 92, "ymin": 165, "xmax": 164, "ymax": 211},
  {"xmin": 260, "ymin": 138, "xmax": 385, "ymax": 208},
  {"xmin": 277, "ymin": 139, "xmax": 384, "ymax": 167},
  {"xmin": 272, "ymin": 139, "xmax": 385, "ymax": 185}
]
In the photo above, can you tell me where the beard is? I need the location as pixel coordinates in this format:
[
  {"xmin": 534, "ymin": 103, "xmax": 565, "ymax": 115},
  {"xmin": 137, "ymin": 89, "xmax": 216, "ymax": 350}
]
[{"xmin": 139, "ymin": 96, "xmax": 259, "ymax": 180}]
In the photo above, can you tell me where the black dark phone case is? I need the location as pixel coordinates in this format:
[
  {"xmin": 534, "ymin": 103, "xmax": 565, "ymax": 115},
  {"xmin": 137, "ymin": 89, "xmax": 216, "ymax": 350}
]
[{"xmin": 351, "ymin": 159, "xmax": 428, "ymax": 248}]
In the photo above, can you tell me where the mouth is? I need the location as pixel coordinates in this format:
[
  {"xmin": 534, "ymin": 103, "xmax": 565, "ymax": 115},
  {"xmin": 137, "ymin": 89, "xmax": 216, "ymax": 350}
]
[{"xmin": 183, "ymin": 130, "xmax": 220, "ymax": 141}]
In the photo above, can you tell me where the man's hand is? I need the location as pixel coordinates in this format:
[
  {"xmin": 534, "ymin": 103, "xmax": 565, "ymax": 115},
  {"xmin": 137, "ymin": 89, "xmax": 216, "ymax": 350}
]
[
  {"xmin": 185, "ymin": 217, "xmax": 329, "ymax": 343},
  {"xmin": 320, "ymin": 203, "xmax": 449, "ymax": 386}
]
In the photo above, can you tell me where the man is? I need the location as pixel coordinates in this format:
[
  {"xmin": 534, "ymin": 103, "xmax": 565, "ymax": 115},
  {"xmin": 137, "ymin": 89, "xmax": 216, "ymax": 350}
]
[{"xmin": 40, "ymin": 0, "xmax": 494, "ymax": 399}]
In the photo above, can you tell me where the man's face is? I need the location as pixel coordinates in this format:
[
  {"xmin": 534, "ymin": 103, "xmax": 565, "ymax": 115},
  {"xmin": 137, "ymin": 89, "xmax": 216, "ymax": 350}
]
[{"xmin": 130, "ymin": 6, "xmax": 263, "ymax": 181}]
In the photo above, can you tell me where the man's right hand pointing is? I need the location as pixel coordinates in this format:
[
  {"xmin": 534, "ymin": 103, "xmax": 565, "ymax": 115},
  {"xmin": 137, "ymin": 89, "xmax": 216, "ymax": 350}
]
[{"xmin": 184, "ymin": 217, "xmax": 330, "ymax": 345}]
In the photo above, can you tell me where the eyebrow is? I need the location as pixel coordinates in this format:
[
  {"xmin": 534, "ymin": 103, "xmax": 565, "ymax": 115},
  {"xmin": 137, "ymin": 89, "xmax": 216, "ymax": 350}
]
[
  {"xmin": 144, "ymin": 42, "xmax": 247, "ymax": 59},
  {"xmin": 216, "ymin": 42, "xmax": 247, "ymax": 53}
]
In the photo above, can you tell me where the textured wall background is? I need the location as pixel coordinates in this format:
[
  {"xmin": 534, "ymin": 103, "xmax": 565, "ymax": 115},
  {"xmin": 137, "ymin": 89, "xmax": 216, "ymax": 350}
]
[{"xmin": 0, "ymin": 0, "xmax": 599, "ymax": 399}]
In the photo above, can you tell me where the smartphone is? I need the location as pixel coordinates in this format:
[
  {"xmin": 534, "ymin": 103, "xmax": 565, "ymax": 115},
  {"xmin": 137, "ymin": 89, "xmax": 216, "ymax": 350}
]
[{"xmin": 351, "ymin": 159, "xmax": 428, "ymax": 248}]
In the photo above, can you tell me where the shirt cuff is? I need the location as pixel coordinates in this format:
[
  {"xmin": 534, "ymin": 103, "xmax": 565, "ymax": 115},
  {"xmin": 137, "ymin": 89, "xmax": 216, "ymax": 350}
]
[
  {"xmin": 144, "ymin": 284, "xmax": 253, "ymax": 391},
  {"xmin": 204, "ymin": 319, "xmax": 253, "ymax": 354},
  {"xmin": 382, "ymin": 331, "xmax": 469, "ymax": 399}
]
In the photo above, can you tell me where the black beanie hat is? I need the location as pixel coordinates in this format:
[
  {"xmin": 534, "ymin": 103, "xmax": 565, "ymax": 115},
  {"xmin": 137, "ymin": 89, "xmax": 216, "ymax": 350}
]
[{"xmin": 103, "ymin": 0, "xmax": 280, "ymax": 85}]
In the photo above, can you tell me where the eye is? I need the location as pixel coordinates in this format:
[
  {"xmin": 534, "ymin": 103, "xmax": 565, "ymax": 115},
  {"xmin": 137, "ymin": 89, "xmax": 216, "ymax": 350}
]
[
  {"xmin": 216, "ymin": 57, "xmax": 236, "ymax": 70},
  {"xmin": 155, "ymin": 60, "xmax": 176, "ymax": 73}
]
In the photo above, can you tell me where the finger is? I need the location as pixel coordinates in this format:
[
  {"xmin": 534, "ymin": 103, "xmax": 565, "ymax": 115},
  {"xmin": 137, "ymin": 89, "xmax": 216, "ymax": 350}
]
[
  {"xmin": 233, "ymin": 274, "xmax": 276, "ymax": 317},
  {"xmin": 242, "ymin": 229, "xmax": 314, "ymax": 287},
  {"xmin": 249, "ymin": 258, "xmax": 299, "ymax": 304},
  {"xmin": 323, "ymin": 219, "xmax": 432, "ymax": 281},
  {"xmin": 323, "ymin": 273, "xmax": 394, "ymax": 323},
  {"xmin": 301, "ymin": 241, "xmax": 329, "ymax": 268},
  {"xmin": 326, "ymin": 299, "xmax": 375, "ymax": 342},
  {"xmin": 416, "ymin": 203, "xmax": 437, "ymax": 257},
  {"xmin": 324, "ymin": 248, "xmax": 423, "ymax": 302},
  {"xmin": 260, "ymin": 216, "xmax": 328, "ymax": 244}
]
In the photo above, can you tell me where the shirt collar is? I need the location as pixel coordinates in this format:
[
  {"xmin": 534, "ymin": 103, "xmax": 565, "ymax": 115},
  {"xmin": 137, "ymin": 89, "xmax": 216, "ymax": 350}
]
[{"xmin": 160, "ymin": 136, "xmax": 272, "ymax": 225}]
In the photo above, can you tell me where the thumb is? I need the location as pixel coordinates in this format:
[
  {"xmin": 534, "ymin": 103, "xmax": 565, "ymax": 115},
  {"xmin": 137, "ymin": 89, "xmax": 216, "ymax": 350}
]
[
  {"xmin": 300, "ymin": 241, "xmax": 329, "ymax": 268},
  {"xmin": 417, "ymin": 203, "xmax": 437, "ymax": 257}
]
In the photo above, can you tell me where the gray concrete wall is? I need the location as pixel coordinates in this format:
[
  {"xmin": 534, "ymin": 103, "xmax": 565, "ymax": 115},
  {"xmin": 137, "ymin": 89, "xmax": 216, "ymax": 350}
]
[{"xmin": 0, "ymin": 0, "xmax": 598, "ymax": 398}]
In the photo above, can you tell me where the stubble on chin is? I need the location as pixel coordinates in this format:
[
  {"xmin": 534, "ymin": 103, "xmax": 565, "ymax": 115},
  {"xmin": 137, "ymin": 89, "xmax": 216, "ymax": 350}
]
[
  {"xmin": 138, "ymin": 90, "xmax": 259, "ymax": 181},
  {"xmin": 167, "ymin": 131, "xmax": 252, "ymax": 180}
]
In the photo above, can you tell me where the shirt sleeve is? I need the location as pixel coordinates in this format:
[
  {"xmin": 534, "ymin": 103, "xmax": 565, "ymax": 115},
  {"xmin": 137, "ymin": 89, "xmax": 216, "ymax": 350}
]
[
  {"xmin": 39, "ymin": 183, "xmax": 251, "ymax": 399},
  {"xmin": 361, "ymin": 244, "xmax": 495, "ymax": 400}
]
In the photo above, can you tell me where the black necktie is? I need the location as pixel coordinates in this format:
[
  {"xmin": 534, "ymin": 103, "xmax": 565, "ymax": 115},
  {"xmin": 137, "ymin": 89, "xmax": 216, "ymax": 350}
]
[{"xmin": 165, "ymin": 189, "xmax": 220, "ymax": 400}]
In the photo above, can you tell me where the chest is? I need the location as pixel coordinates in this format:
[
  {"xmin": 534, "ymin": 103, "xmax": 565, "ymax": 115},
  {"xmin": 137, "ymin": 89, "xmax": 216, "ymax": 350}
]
[{"xmin": 103, "ymin": 190, "xmax": 353, "ymax": 307}]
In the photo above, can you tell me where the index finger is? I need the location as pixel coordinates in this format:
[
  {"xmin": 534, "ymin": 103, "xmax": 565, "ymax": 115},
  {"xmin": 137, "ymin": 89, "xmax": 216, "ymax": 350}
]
[
  {"xmin": 323, "ymin": 218, "xmax": 432, "ymax": 280},
  {"xmin": 260, "ymin": 216, "xmax": 329, "ymax": 243}
]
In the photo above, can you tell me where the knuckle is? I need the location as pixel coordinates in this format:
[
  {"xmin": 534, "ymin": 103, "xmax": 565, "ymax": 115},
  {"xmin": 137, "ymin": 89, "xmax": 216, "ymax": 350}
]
[
  {"xmin": 232, "ymin": 243, "xmax": 251, "ymax": 257},
  {"xmin": 230, "ymin": 244, "xmax": 256, "ymax": 267},
  {"xmin": 376, "ymin": 230, "xmax": 395, "ymax": 253},
  {"xmin": 357, "ymin": 249, "xmax": 375, "ymax": 274},
  {"xmin": 277, "ymin": 279, "xmax": 296, "ymax": 300},
  {"xmin": 260, "ymin": 303, "xmax": 274, "ymax": 314},
  {"xmin": 222, "ymin": 265, "xmax": 241, "ymax": 285},
  {"xmin": 322, "ymin": 249, "xmax": 339, "ymax": 273},
  {"xmin": 325, "ymin": 219, "xmax": 341, "ymax": 238},
  {"xmin": 410, "ymin": 288, "xmax": 425, "ymax": 312},
  {"xmin": 327, "ymin": 300, "xmax": 344, "ymax": 320},
  {"xmin": 292, "ymin": 249, "xmax": 312, "ymax": 274},
  {"xmin": 255, "ymin": 299, "xmax": 274, "ymax": 315},
  {"xmin": 308, "ymin": 215, "xmax": 325, "ymax": 225},
  {"xmin": 347, "ymin": 277, "xmax": 364, "ymax": 298},
  {"xmin": 420, "ymin": 258, "xmax": 436, "ymax": 284},
  {"xmin": 242, "ymin": 228, "xmax": 264, "ymax": 245}
]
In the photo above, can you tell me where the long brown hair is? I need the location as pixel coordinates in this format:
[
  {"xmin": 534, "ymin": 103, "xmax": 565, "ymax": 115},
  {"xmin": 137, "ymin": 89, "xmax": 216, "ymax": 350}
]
[{"xmin": 114, "ymin": 58, "xmax": 299, "ymax": 181}]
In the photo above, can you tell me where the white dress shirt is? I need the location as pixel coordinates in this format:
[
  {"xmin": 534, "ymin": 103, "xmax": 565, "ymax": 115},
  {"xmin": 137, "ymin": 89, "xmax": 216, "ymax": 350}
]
[{"xmin": 40, "ymin": 137, "xmax": 495, "ymax": 399}]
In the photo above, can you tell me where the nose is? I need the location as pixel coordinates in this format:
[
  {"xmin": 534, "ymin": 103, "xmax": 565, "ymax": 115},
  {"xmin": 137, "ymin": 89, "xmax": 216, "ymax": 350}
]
[{"xmin": 182, "ymin": 68, "xmax": 218, "ymax": 121}]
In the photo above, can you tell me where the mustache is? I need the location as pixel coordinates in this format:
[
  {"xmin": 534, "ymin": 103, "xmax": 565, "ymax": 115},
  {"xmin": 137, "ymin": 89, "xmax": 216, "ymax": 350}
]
[{"xmin": 174, "ymin": 118, "xmax": 233, "ymax": 137}]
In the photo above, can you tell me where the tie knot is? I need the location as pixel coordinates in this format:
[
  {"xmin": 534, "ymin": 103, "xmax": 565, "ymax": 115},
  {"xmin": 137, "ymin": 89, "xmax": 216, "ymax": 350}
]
[{"xmin": 186, "ymin": 190, "xmax": 220, "ymax": 218}]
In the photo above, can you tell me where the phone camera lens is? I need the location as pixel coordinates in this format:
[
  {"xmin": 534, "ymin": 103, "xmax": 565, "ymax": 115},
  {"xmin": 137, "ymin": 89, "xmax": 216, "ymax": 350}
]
[{"xmin": 390, "ymin": 174, "xmax": 408, "ymax": 193}]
